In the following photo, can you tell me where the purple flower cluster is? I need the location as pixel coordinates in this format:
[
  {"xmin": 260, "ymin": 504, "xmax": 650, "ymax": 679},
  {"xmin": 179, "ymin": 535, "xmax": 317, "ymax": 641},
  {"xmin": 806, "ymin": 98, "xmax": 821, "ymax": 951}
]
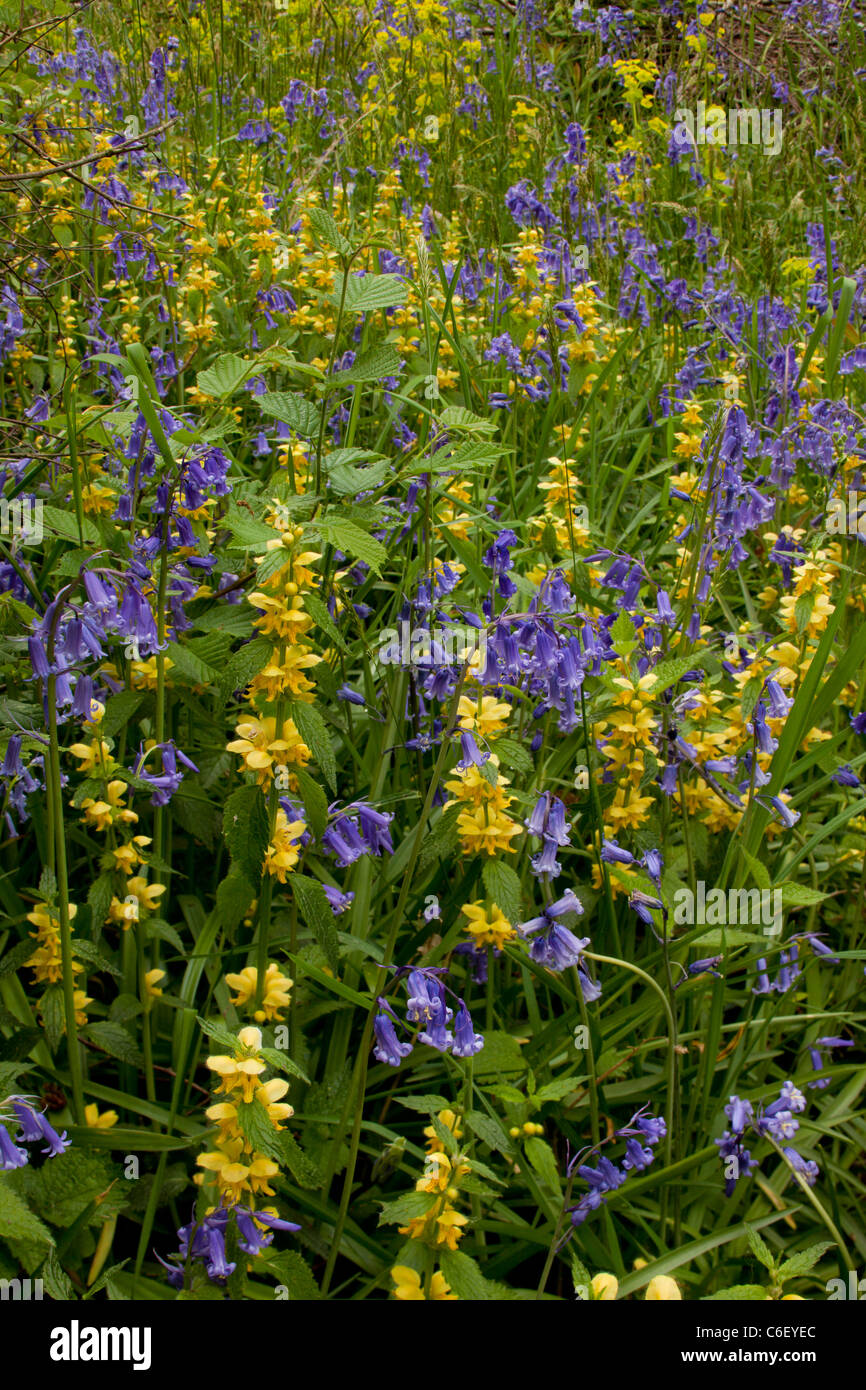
[
  {"xmin": 568, "ymin": 1108, "xmax": 666, "ymax": 1227},
  {"xmin": 159, "ymin": 1204, "xmax": 300, "ymax": 1288},
  {"xmin": 0, "ymin": 1096, "xmax": 71, "ymax": 1170},
  {"xmin": 373, "ymin": 966, "xmax": 484, "ymax": 1068},
  {"xmin": 716, "ymin": 1082, "xmax": 819, "ymax": 1196}
]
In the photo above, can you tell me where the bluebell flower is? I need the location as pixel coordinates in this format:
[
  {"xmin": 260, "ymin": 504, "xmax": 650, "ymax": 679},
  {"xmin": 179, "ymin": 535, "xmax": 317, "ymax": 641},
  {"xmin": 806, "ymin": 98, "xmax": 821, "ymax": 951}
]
[
  {"xmin": 0, "ymin": 1125, "xmax": 28, "ymax": 1170},
  {"xmin": 373, "ymin": 1009, "xmax": 413, "ymax": 1068},
  {"xmin": 452, "ymin": 1002, "xmax": 484, "ymax": 1058}
]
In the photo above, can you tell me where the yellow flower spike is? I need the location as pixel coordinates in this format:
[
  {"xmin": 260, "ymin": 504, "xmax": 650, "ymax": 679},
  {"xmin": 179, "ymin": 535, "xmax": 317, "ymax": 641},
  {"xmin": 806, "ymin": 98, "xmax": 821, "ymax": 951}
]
[{"xmin": 645, "ymin": 1275, "xmax": 682, "ymax": 1300}]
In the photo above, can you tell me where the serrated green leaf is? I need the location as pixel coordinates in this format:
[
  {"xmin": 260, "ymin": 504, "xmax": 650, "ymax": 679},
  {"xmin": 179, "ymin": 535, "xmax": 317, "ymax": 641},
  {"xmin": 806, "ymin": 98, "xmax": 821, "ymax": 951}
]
[
  {"xmin": 311, "ymin": 517, "xmax": 388, "ymax": 577},
  {"xmin": 465, "ymin": 1109, "xmax": 514, "ymax": 1155},
  {"xmin": 334, "ymin": 272, "xmax": 407, "ymax": 314},
  {"xmin": 306, "ymin": 208, "xmax": 355, "ymax": 257},
  {"xmin": 378, "ymin": 1189, "xmax": 438, "ymax": 1226},
  {"xmin": 745, "ymin": 1222, "xmax": 777, "ymax": 1272},
  {"xmin": 481, "ymin": 860, "xmax": 522, "ymax": 925},
  {"xmin": 258, "ymin": 391, "xmax": 321, "ymax": 437},
  {"xmin": 196, "ymin": 353, "xmax": 252, "ymax": 397},
  {"xmin": 82, "ymin": 1021, "xmax": 144, "ymax": 1067},
  {"xmin": 290, "ymin": 874, "xmax": 340, "ymax": 972},
  {"xmin": 288, "ymin": 701, "xmax": 337, "ymax": 793},
  {"xmin": 328, "ymin": 345, "xmax": 401, "ymax": 384},
  {"xmin": 777, "ymin": 1240, "xmax": 835, "ymax": 1280},
  {"xmin": 223, "ymin": 784, "xmax": 269, "ymax": 890}
]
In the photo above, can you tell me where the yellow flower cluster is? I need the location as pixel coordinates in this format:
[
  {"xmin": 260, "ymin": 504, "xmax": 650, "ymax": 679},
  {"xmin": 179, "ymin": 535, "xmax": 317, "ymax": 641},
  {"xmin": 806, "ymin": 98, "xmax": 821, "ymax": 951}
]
[
  {"xmin": 397, "ymin": 1120, "xmax": 471, "ymax": 1252},
  {"xmin": 443, "ymin": 757, "xmax": 521, "ymax": 857},
  {"xmin": 196, "ymin": 1025, "xmax": 292, "ymax": 1207},
  {"xmin": 460, "ymin": 900, "xmax": 515, "ymax": 951},
  {"xmin": 225, "ymin": 962, "xmax": 293, "ymax": 1024},
  {"xmin": 25, "ymin": 901, "xmax": 91, "ymax": 1028}
]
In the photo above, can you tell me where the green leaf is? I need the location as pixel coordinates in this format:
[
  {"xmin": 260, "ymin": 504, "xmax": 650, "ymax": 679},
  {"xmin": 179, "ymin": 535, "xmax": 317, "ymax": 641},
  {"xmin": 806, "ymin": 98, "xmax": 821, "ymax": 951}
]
[
  {"xmin": 302, "ymin": 590, "xmax": 348, "ymax": 652},
  {"xmin": 744, "ymin": 1222, "xmax": 777, "ymax": 1272},
  {"xmin": 378, "ymin": 1190, "xmax": 438, "ymax": 1226},
  {"xmin": 702, "ymin": 1284, "xmax": 770, "ymax": 1301},
  {"xmin": 215, "ymin": 870, "xmax": 256, "ymax": 933},
  {"xmin": 73, "ymin": 938, "xmax": 121, "ymax": 978},
  {"xmin": 82, "ymin": 1021, "xmax": 144, "ymax": 1067},
  {"xmin": 741, "ymin": 848, "xmax": 771, "ymax": 892},
  {"xmin": 258, "ymin": 391, "xmax": 321, "ymax": 437},
  {"xmin": 223, "ymin": 784, "xmax": 269, "ymax": 889},
  {"xmin": 465, "ymin": 1110, "xmax": 514, "ymax": 1155},
  {"xmin": 650, "ymin": 654, "xmax": 710, "ymax": 694},
  {"xmin": 291, "ymin": 874, "xmax": 340, "ymax": 972},
  {"xmin": 225, "ymin": 508, "xmax": 279, "ymax": 551},
  {"xmin": 326, "ymin": 457, "xmax": 390, "ymax": 496},
  {"xmin": 0, "ymin": 1175, "xmax": 54, "ymax": 1253},
  {"xmin": 288, "ymin": 701, "xmax": 337, "ymax": 793},
  {"xmin": 291, "ymin": 768, "xmax": 329, "ymax": 841},
  {"xmin": 691, "ymin": 928, "xmax": 766, "ymax": 948},
  {"xmin": 437, "ymin": 1249, "xmax": 515, "ymax": 1300},
  {"xmin": 311, "ymin": 517, "xmax": 388, "ymax": 577},
  {"xmin": 306, "ymin": 208, "xmax": 355, "ymax": 257},
  {"xmin": 197, "ymin": 1015, "xmax": 241, "ymax": 1052},
  {"xmin": 328, "ymin": 346, "xmax": 402, "ymax": 384},
  {"xmin": 0, "ymin": 938, "xmax": 39, "ymax": 978},
  {"xmin": 258, "ymin": 1047, "xmax": 310, "ymax": 1085},
  {"xmin": 41, "ymin": 506, "xmax": 100, "ymax": 545},
  {"xmin": 335, "ymin": 272, "xmax": 407, "ymax": 314},
  {"xmin": 218, "ymin": 637, "xmax": 272, "ymax": 702},
  {"xmin": 535, "ymin": 1076, "xmax": 580, "ymax": 1103},
  {"xmin": 276, "ymin": 1130, "xmax": 324, "ymax": 1188},
  {"xmin": 165, "ymin": 640, "xmax": 221, "ymax": 690},
  {"xmin": 40, "ymin": 985, "xmax": 66, "ymax": 1053},
  {"xmin": 482, "ymin": 860, "xmax": 522, "ymax": 925},
  {"xmin": 777, "ymin": 1240, "xmax": 836, "ymax": 1281},
  {"xmin": 493, "ymin": 737, "xmax": 534, "ymax": 778},
  {"xmin": 741, "ymin": 676, "xmax": 762, "ymax": 722},
  {"xmin": 262, "ymin": 1249, "xmax": 321, "ymax": 1299},
  {"xmin": 396, "ymin": 1094, "xmax": 453, "ymax": 1114},
  {"xmin": 196, "ymin": 353, "xmax": 252, "ymax": 397},
  {"xmin": 779, "ymin": 882, "xmax": 829, "ymax": 909},
  {"xmin": 87, "ymin": 874, "xmax": 116, "ymax": 930},
  {"xmin": 40, "ymin": 1247, "xmax": 77, "ymax": 1300},
  {"xmin": 610, "ymin": 611, "xmax": 637, "ymax": 657},
  {"xmin": 439, "ymin": 405, "xmax": 496, "ymax": 435},
  {"xmin": 524, "ymin": 1136, "xmax": 562, "ymax": 1194},
  {"xmin": 472, "ymin": 1030, "xmax": 527, "ymax": 1079}
]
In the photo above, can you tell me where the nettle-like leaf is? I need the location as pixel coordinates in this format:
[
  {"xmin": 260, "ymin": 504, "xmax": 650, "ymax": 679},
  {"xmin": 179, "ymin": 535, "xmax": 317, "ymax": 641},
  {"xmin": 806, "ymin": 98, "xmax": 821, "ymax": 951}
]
[
  {"xmin": 332, "ymin": 271, "xmax": 407, "ymax": 313},
  {"xmin": 223, "ymin": 784, "xmax": 269, "ymax": 890}
]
